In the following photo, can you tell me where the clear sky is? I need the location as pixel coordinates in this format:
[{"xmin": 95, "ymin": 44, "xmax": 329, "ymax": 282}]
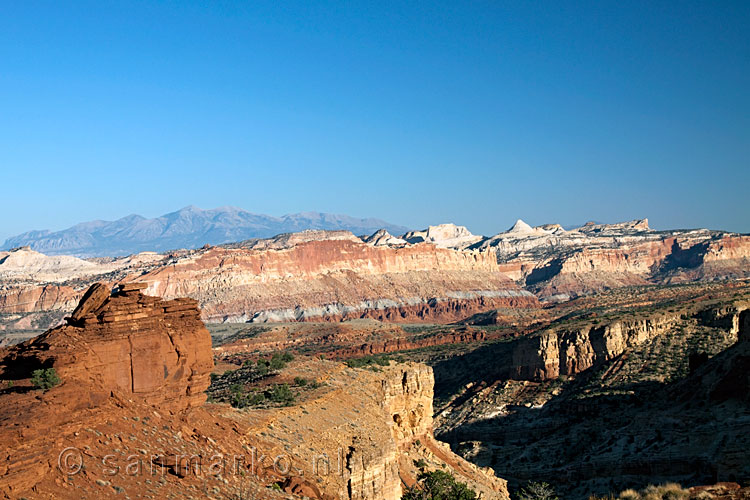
[{"xmin": 1, "ymin": 1, "xmax": 748, "ymax": 241}]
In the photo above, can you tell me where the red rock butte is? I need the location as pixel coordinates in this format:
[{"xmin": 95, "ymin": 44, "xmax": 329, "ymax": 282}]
[{"xmin": 1, "ymin": 282, "xmax": 213, "ymax": 409}]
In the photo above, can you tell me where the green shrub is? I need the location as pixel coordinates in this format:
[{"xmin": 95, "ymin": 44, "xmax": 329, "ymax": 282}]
[
  {"xmin": 402, "ymin": 470, "xmax": 477, "ymax": 500},
  {"xmin": 268, "ymin": 384, "xmax": 295, "ymax": 405},
  {"xmin": 256, "ymin": 359, "xmax": 270, "ymax": 376},
  {"xmin": 247, "ymin": 392, "xmax": 266, "ymax": 405},
  {"xmin": 294, "ymin": 376, "xmax": 308, "ymax": 387},
  {"xmin": 31, "ymin": 368, "xmax": 60, "ymax": 390},
  {"xmin": 346, "ymin": 355, "xmax": 391, "ymax": 369}
]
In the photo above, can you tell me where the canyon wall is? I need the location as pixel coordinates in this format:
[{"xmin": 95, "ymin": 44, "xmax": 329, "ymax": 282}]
[
  {"xmin": 0, "ymin": 287, "xmax": 508, "ymax": 499},
  {"xmin": 252, "ymin": 361, "xmax": 509, "ymax": 500},
  {"xmin": 0, "ymin": 239, "xmax": 537, "ymax": 329},
  {"xmin": 136, "ymin": 240, "xmax": 536, "ymax": 323},
  {"xmin": 2, "ymin": 225, "xmax": 748, "ymax": 333},
  {"xmin": 511, "ymin": 303, "xmax": 748, "ymax": 381},
  {"xmin": 511, "ymin": 315, "xmax": 680, "ymax": 380}
]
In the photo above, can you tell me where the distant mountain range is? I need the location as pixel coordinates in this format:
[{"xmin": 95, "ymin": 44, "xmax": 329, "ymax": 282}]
[{"xmin": 2, "ymin": 206, "xmax": 409, "ymax": 257}]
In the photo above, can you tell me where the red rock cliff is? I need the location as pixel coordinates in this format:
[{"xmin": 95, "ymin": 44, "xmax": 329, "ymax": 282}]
[{"xmin": 1, "ymin": 282, "xmax": 213, "ymax": 408}]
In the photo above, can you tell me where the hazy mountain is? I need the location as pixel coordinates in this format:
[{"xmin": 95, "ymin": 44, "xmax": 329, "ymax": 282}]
[{"xmin": 2, "ymin": 206, "xmax": 409, "ymax": 257}]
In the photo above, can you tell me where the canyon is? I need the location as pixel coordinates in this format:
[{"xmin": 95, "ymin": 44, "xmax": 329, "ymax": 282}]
[
  {"xmin": 0, "ymin": 284, "xmax": 508, "ymax": 499},
  {"xmin": 427, "ymin": 286, "xmax": 750, "ymax": 498}
]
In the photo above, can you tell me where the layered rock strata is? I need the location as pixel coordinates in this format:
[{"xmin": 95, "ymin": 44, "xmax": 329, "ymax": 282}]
[
  {"xmin": 510, "ymin": 302, "xmax": 748, "ymax": 381},
  {"xmin": 2, "ymin": 221, "xmax": 748, "ymax": 333},
  {"xmin": 1, "ymin": 282, "xmax": 213, "ymax": 408},
  {"xmin": 136, "ymin": 240, "xmax": 536, "ymax": 323}
]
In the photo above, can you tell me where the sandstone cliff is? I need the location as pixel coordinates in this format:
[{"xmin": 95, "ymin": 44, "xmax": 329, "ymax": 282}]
[
  {"xmin": 1, "ymin": 282, "xmax": 214, "ymax": 409},
  {"xmin": 510, "ymin": 300, "xmax": 748, "ymax": 381},
  {"xmin": 134, "ymin": 239, "xmax": 536, "ymax": 323},
  {"xmin": 0, "ymin": 235, "xmax": 537, "ymax": 330},
  {"xmin": 250, "ymin": 360, "xmax": 509, "ymax": 500},
  {"xmin": 511, "ymin": 314, "xmax": 681, "ymax": 380},
  {"xmin": 0, "ymin": 283, "xmax": 221, "ymax": 498},
  {"xmin": 433, "ymin": 292, "xmax": 750, "ymax": 499}
]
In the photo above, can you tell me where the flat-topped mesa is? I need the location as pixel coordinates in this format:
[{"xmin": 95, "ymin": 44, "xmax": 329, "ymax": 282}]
[
  {"xmin": 6, "ymin": 282, "xmax": 213, "ymax": 409},
  {"xmin": 402, "ymin": 223, "xmax": 483, "ymax": 248}
]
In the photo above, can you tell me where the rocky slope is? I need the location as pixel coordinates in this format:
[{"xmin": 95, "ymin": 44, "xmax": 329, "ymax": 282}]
[
  {"xmin": 477, "ymin": 219, "xmax": 750, "ymax": 301},
  {"xmin": 430, "ymin": 288, "xmax": 750, "ymax": 498},
  {"xmin": 400, "ymin": 219, "xmax": 749, "ymax": 302},
  {"xmin": 243, "ymin": 360, "xmax": 509, "ymax": 500}
]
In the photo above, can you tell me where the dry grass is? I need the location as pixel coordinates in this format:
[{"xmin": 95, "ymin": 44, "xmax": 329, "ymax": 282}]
[{"xmin": 589, "ymin": 483, "xmax": 691, "ymax": 500}]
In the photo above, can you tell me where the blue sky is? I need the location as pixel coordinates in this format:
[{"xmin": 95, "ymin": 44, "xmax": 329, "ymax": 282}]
[{"xmin": 1, "ymin": 1, "xmax": 748, "ymax": 241}]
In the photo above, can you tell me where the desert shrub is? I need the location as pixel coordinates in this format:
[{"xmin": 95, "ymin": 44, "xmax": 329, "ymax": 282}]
[
  {"xmin": 413, "ymin": 458, "xmax": 428, "ymax": 469},
  {"xmin": 31, "ymin": 368, "xmax": 60, "ymax": 390},
  {"xmin": 640, "ymin": 483, "xmax": 689, "ymax": 500},
  {"xmin": 245, "ymin": 351, "xmax": 295, "ymax": 375},
  {"xmin": 256, "ymin": 359, "xmax": 270, "ymax": 376},
  {"xmin": 279, "ymin": 352, "xmax": 294, "ymax": 362},
  {"xmin": 293, "ymin": 376, "xmax": 308, "ymax": 386},
  {"xmin": 402, "ymin": 470, "xmax": 477, "ymax": 500},
  {"xmin": 618, "ymin": 489, "xmax": 640, "ymax": 500},
  {"xmin": 691, "ymin": 492, "xmax": 714, "ymax": 500},
  {"xmin": 516, "ymin": 481, "xmax": 558, "ymax": 500},
  {"xmin": 247, "ymin": 392, "xmax": 266, "ymax": 405},
  {"xmin": 590, "ymin": 484, "xmax": 691, "ymax": 500},
  {"xmin": 268, "ymin": 384, "xmax": 295, "ymax": 405},
  {"xmin": 345, "ymin": 355, "xmax": 391, "ymax": 369}
]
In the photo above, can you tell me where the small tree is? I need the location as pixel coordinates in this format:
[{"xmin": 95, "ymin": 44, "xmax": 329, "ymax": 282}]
[
  {"xmin": 31, "ymin": 368, "xmax": 61, "ymax": 390},
  {"xmin": 516, "ymin": 482, "xmax": 559, "ymax": 500}
]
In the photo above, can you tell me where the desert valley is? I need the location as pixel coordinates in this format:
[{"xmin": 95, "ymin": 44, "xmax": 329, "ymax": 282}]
[{"xmin": 1, "ymin": 215, "xmax": 748, "ymax": 499}]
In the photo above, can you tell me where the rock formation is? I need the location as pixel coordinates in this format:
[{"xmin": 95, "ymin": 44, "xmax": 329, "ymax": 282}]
[
  {"xmin": 1, "ymin": 282, "xmax": 213, "ymax": 408},
  {"xmin": 511, "ymin": 314, "xmax": 680, "ymax": 380},
  {"xmin": 0, "ymin": 286, "xmax": 510, "ymax": 499},
  {"xmin": 363, "ymin": 229, "xmax": 407, "ymax": 246},
  {"xmin": 402, "ymin": 223, "xmax": 484, "ymax": 248},
  {"xmin": 135, "ymin": 238, "xmax": 536, "ymax": 323},
  {"xmin": 508, "ymin": 300, "xmax": 749, "ymax": 381},
  {"xmin": 249, "ymin": 360, "xmax": 509, "ymax": 500}
]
